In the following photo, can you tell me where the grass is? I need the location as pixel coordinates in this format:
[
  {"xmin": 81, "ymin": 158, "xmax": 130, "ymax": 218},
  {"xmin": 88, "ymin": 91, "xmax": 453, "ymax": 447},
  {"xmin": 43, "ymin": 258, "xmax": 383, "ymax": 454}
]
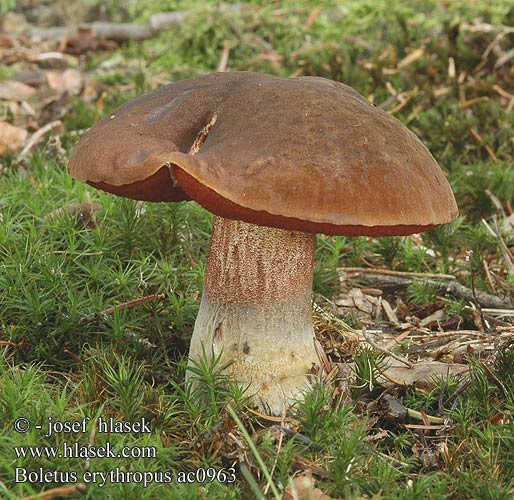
[{"xmin": 1, "ymin": 0, "xmax": 514, "ymax": 498}]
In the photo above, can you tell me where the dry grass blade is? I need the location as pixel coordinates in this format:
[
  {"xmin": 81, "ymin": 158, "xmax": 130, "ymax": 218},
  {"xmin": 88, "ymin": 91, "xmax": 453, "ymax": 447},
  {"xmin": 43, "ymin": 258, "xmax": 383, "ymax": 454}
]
[
  {"xmin": 362, "ymin": 328, "xmax": 413, "ymax": 368},
  {"xmin": 18, "ymin": 120, "xmax": 62, "ymax": 160},
  {"xmin": 492, "ymin": 217, "xmax": 514, "ymax": 276}
]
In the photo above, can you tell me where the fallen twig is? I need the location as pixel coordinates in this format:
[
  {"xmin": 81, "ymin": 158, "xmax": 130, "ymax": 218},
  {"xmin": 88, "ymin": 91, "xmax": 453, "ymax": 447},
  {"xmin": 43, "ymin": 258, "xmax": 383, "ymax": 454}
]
[
  {"xmin": 460, "ymin": 21, "xmax": 514, "ymax": 36},
  {"xmin": 100, "ymin": 293, "xmax": 165, "ymax": 316},
  {"xmin": 482, "ymin": 308, "xmax": 514, "ymax": 317},
  {"xmin": 29, "ymin": 15, "xmax": 185, "ymax": 42},
  {"xmin": 79, "ymin": 293, "xmax": 165, "ymax": 324},
  {"xmin": 339, "ymin": 267, "xmax": 456, "ymax": 280},
  {"xmin": 341, "ymin": 269, "xmax": 514, "ymax": 309},
  {"xmin": 22, "ymin": 483, "xmax": 86, "ymax": 500}
]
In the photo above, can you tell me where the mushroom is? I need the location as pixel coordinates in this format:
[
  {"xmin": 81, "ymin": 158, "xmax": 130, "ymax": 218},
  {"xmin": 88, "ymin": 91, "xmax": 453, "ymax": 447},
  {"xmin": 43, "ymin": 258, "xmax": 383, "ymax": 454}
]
[{"xmin": 68, "ymin": 72, "xmax": 458, "ymax": 414}]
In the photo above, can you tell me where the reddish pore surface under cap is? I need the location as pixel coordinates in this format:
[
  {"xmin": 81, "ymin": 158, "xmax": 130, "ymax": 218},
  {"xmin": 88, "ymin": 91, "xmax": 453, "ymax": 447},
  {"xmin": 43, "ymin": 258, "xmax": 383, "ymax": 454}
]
[
  {"xmin": 89, "ymin": 165, "xmax": 190, "ymax": 202},
  {"xmin": 89, "ymin": 165, "xmax": 437, "ymax": 237}
]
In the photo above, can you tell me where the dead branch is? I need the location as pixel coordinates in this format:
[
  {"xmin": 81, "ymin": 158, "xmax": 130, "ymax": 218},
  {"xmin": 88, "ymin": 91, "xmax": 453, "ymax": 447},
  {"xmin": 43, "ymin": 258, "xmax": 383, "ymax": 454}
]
[
  {"xmin": 338, "ymin": 267, "xmax": 456, "ymax": 280},
  {"xmin": 29, "ymin": 23, "xmax": 153, "ymax": 42},
  {"xmin": 26, "ymin": 6, "xmax": 241, "ymax": 43},
  {"xmin": 342, "ymin": 269, "xmax": 514, "ymax": 309}
]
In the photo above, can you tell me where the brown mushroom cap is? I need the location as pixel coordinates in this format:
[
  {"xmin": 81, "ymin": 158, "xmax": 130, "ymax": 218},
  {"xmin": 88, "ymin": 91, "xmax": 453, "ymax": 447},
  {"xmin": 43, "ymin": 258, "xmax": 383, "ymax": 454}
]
[{"xmin": 68, "ymin": 72, "xmax": 458, "ymax": 236}]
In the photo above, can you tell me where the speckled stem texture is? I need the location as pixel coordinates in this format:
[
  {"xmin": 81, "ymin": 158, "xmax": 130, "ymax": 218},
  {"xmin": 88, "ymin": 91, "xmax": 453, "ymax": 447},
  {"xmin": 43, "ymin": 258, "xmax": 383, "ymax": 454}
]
[{"xmin": 188, "ymin": 216, "xmax": 319, "ymax": 414}]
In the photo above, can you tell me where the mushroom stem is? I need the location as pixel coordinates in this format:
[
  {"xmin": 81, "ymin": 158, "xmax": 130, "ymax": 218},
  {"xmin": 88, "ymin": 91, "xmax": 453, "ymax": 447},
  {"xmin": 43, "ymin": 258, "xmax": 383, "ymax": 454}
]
[{"xmin": 188, "ymin": 216, "xmax": 319, "ymax": 414}]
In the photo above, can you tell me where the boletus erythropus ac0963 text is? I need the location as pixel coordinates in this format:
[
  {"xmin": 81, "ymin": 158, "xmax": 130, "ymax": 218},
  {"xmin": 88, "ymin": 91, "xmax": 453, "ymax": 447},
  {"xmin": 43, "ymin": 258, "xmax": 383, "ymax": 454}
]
[{"xmin": 68, "ymin": 72, "xmax": 458, "ymax": 414}]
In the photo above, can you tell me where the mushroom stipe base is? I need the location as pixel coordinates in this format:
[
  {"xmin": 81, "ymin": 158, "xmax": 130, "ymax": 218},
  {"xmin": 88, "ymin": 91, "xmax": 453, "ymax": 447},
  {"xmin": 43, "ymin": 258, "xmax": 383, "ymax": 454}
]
[{"xmin": 188, "ymin": 216, "xmax": 320, "ymax": 414}]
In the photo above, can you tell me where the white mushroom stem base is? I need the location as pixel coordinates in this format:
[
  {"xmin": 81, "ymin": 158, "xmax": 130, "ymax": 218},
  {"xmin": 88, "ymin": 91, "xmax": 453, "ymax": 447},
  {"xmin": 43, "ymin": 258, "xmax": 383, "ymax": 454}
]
[{"xmin": 188, "ymin": 216, "xmax": 319, "ymax": 414}]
